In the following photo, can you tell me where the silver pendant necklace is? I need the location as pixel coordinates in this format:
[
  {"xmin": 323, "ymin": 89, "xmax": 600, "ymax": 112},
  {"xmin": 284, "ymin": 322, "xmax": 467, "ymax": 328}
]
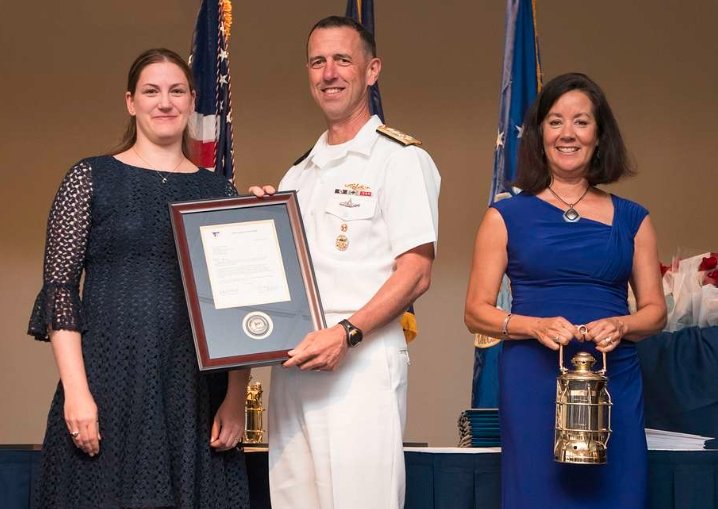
[
  {"xmin": 132, "ymin": 148, "xmax": 185, "ymax": 184},
  {"xmin": 547, "ymin": 185, "xmax": 591, "ymax": 223}
]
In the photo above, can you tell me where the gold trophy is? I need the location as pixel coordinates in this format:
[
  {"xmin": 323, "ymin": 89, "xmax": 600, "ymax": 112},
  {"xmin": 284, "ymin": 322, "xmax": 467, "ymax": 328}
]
[
  {"xmin": 554, "ymin": 346, "xmax": 612, "ymax": 464},
  {"xmin": 244, "ymin": 378, "xmax": 265, "ymax": 444}
]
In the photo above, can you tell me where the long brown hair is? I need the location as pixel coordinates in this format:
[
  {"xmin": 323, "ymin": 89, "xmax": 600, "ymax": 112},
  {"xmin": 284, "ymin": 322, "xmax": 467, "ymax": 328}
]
[{"xmin": 111, "ymin": 48, "xmax": 195, "ymax": 158}]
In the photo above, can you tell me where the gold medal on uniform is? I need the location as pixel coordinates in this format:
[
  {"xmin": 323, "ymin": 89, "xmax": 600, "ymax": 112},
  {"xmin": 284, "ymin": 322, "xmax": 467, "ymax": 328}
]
[{"xmin": 335, "ymin": 234, "xmax": 349, "ymax": 251}]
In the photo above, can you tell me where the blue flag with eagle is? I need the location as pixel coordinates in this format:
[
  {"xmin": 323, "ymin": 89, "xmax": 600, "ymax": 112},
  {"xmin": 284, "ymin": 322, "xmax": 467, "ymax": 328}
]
[
  {"xmin": 473, "ymin": 0, "xmax": 542, "ymax": 408},
  {"xmin": 344, "ymin": 0, "xmax": 417, "ymax": 342},
  {"xmin": 189, "ymin": 0, "xmax": 235, "ymax": 181}
]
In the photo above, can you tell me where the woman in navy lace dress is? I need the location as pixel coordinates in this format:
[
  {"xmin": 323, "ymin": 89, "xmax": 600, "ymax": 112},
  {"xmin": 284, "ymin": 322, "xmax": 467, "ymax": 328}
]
[
  {"xmin": 465, "ymin": 73, "xmax": 666, "ymax": 509},
  {"xmin": 28, "ymin": 48, "xmax": 250, "ymax": 509}
]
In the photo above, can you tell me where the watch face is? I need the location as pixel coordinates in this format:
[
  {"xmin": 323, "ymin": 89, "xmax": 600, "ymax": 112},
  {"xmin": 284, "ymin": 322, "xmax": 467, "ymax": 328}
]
[
  {"xmin": 341, "ymin": 319, "xmax": 363, "ymax": 347},
  {"xmin": 348, "ymin": 329, "xmax": 362, "ymax": 347}
]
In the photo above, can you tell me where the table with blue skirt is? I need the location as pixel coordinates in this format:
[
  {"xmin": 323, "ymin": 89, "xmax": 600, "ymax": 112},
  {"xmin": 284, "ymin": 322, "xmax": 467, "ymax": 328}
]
[{"xmin": 2, "ymin": 445, "xmax": 717, "ymax": 509}]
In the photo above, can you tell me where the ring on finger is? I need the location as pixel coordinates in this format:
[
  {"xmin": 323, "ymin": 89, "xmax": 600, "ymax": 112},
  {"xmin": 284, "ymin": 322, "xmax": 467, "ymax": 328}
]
[
  {"xmin": 577, "ymin": 325, "xmax": 587, "ymax": 342},
  {"xmin": 70, "ymin": 431, "xmax": 80, "ymax": 438}
]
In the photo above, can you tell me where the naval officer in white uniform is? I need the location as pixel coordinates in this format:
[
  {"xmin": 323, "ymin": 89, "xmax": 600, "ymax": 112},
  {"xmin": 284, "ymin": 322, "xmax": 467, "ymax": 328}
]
[{"xmin": 250, "ymin": 15, "xmax": 440, "ymax": 509}]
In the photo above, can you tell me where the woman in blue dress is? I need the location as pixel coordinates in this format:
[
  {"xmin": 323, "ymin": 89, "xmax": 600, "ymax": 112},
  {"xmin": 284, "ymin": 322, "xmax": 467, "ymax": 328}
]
[{"xmin": 464, "ymin": 73, "xmax": 666, "ymax": 509}]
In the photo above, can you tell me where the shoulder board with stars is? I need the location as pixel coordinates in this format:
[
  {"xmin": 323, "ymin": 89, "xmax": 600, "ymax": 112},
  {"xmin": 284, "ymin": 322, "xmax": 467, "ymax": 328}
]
[{"xmin": 376, "ymin": 125, "xmax": 422, "ymax": 146}]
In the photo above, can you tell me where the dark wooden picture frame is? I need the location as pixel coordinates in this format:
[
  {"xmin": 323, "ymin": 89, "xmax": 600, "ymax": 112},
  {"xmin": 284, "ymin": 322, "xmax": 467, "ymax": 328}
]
[{"xmin": 169, "ymin": 192, "xmax": 325, "ymax": 370}]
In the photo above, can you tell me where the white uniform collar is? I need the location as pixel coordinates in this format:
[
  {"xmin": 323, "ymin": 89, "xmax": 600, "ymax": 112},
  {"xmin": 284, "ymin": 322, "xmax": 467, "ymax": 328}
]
[{"xmin": 304, "ymin": 115, "xmax": 383, "ymax": 169}]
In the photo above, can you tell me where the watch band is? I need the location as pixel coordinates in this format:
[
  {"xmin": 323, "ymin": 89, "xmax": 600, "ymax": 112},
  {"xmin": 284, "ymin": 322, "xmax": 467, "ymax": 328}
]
[{"xmin": 339, "ymin": 319, "xmax": 363, "ymax": 347}]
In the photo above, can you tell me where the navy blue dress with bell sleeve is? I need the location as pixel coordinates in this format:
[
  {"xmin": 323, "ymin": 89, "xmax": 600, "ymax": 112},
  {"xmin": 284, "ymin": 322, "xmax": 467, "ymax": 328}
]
[{"xmin": 28, "ymin": 156, "xmax": 249, "ymax": 509}]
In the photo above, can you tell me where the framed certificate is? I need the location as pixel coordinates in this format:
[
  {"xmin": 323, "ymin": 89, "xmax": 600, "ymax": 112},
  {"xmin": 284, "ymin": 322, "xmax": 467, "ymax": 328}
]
[{"xmin": 169, "ymin": 192, "xmax": 325, "ymax": 370}]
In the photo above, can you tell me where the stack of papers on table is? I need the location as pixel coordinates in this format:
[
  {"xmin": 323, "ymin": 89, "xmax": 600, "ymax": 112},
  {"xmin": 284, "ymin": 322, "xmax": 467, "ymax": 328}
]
[
  {"xmin": 645, "ymin": 428, "xmax": 716, "ymax": 450},
  {"xmin": 458, "ymin": 408, "xmax": 501, "ymax": 448}
]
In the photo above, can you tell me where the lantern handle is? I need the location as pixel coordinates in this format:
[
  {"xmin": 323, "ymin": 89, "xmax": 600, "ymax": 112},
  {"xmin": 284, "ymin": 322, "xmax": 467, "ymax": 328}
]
[
  {"xmin": 599, "ymin": 351, "xmax": 608, "ymax": 375},
  {"xmin": 558, "ymin": 344, "xmax": 567, "ymax": 374},
  {"xmin": 558, "ymin": 345, "xmax": 609, "ymax": 375},
  {"xmin": 576, "ymin": 324, "xmax": 608, "ymax": 374}
]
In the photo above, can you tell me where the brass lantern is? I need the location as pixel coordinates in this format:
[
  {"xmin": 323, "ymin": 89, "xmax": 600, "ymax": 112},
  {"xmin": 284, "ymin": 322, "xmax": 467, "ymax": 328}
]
[
  {"xmin": 244, "ymin": 378, "xmax": 266, "ymax": 444},
  {"xmin": 554, "ymin": 346, "xmax": 612, "ymax": 464}
]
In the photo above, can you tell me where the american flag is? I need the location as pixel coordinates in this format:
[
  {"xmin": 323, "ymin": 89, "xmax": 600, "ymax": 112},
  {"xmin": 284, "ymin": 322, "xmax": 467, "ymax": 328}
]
[{"xmin": 189, "ymin": 0, "xmax": 235, "ymax": 181}]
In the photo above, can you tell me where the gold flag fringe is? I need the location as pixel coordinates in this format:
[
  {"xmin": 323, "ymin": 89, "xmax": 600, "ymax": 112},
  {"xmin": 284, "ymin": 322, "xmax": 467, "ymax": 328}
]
[{"xmin": 221, "ymin": 0, "xmax": 233, "ymax": 40}]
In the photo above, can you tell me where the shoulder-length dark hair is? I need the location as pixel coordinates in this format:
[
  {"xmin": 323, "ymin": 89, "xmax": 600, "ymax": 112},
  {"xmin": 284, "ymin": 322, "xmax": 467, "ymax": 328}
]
[
  {"xmin": 111, "ymin": 48, "xmax": 195, "ymax": 158},
  {"xmin": 514, "ymin": 72, "xmax": 634, "ymax": 193}
]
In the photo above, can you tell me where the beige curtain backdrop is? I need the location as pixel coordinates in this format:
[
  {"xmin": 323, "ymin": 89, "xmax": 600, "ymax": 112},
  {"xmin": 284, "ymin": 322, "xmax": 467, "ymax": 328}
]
[{"xmin": 1, "ymin": 0, "xmax": 715, "ymax": 446}]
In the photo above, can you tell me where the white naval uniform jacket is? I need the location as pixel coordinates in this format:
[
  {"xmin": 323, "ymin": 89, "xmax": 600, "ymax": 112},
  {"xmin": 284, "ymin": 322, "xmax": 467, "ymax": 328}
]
[{"xmin": 278, "ymin": 114, "xmax": 441, "ymax": 316}]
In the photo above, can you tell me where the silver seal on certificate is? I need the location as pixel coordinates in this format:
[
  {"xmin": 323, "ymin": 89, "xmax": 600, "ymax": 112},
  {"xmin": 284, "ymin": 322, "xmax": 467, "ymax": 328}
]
[{"xmin": 242, "ymin": 311, "xmax": 273, "ymax": 340}]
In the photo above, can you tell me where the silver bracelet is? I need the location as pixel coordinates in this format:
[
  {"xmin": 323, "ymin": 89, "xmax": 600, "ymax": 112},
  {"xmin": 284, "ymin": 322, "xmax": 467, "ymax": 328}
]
[{"xmin": 501, "ymin": 313, "xmax": 513, "ymax": 337}]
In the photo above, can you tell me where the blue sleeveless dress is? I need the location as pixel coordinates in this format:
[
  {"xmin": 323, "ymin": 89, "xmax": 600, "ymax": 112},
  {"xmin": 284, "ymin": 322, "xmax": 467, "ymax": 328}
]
[{"xmin": 492, "ymin": 192, "xmax": 648, "ymax": 509}]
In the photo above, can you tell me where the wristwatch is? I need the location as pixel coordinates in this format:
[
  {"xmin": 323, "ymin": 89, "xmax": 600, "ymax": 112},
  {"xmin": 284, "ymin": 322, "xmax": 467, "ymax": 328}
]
[{"xmin": 339, "ymin": 319, "xmax": 363, "ymax": 347}]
